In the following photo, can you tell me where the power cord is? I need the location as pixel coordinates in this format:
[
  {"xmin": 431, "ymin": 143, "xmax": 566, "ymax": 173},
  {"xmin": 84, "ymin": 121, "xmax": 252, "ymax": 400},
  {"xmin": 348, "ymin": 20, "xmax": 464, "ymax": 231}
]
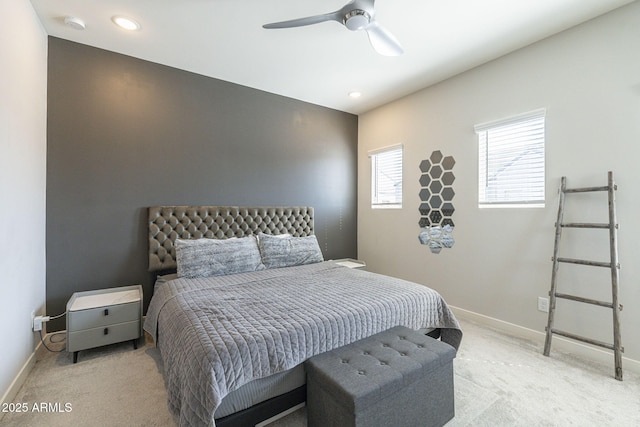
[
  {"xmin": 37, "ymin": 311, "xmax": 67, "ymax": 353},
  {"xmin": 48, "ymin": 312, "xmax": 66, "ymax": 320},
  {"xmin": 39, "ymin": 330, "xmax": 66, "ymax": 353}
]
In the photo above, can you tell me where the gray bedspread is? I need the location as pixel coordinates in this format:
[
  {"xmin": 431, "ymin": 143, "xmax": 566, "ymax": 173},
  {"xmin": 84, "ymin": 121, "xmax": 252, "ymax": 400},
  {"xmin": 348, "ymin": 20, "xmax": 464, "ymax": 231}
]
[{"xmin": 144, "ymin": 261, "xmax": 462, "ymax": 426}]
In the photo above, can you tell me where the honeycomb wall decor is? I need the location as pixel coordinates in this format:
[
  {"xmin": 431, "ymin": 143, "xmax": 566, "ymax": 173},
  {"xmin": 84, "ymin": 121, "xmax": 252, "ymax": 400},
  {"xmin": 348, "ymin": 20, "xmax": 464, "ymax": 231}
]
[{"xmin": 418, "ymin": 150, "xmax": 455, "ymax": 254}]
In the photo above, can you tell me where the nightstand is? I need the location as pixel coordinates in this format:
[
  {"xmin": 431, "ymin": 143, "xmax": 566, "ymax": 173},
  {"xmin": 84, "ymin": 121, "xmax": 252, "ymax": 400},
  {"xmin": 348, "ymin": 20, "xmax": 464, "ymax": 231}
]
[
  {"xmin": 334, "ymin": 258, "xmax": 367, "ymax": 269},
  {"xmin": 66, "ymin": 285, "xmax": 142, "ymax": 363}
]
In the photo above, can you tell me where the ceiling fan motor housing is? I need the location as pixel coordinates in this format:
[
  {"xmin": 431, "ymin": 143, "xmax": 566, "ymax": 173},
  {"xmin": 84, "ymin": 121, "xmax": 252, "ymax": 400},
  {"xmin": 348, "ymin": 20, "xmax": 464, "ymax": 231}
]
[{"xmin": 344, "ymin": 10, "xmax": 371, "ymax": 31}]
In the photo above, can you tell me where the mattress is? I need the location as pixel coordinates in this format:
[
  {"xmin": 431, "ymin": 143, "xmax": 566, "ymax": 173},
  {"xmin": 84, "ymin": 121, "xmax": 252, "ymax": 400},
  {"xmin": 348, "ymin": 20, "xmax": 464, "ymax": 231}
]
[{"xmin": 214, "ymin": 363, "xmax": 305, "ymax": 418}]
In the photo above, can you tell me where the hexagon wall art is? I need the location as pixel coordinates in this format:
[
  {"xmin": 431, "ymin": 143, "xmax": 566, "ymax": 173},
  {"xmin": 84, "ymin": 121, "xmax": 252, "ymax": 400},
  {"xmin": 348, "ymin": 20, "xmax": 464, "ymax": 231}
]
[{"xmin": 418, "ymin": 150, "xmax": 456, "ymax": 254}]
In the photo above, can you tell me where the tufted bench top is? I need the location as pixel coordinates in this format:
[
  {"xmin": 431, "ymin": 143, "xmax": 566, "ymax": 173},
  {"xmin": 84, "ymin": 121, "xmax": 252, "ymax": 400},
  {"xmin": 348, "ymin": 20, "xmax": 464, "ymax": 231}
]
[{"xmin": 306, "ymin": 325, "xmax": 456, "ymax": 413}]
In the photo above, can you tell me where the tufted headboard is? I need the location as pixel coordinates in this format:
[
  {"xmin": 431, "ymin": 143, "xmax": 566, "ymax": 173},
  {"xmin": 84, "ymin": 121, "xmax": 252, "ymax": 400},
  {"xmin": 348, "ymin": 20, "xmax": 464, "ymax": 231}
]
[{"xmin": 148, "ymin": 206, "xmax": 314, "ymax": 272}]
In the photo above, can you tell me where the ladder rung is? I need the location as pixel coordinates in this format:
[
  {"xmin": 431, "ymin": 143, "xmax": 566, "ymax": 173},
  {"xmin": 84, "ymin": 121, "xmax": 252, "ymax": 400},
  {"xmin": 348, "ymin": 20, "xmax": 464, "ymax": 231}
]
[
  {"xmin": 556, "ymin": 257, "xmax": 612, "ymax": 268},
  {"xmin": 549, "ymin": 328, "xmax": 623, "ymax": 352},
  {"xmin": 560, "ymin": 222, "xmax": 610, "ymax": 229},
  {"xmin": 564, "ymin": 186, "xmax": 609, "ymax": 193},
  {"xmin": 554, "ymin": 292, "xmax": 613, "ymax": 308}
]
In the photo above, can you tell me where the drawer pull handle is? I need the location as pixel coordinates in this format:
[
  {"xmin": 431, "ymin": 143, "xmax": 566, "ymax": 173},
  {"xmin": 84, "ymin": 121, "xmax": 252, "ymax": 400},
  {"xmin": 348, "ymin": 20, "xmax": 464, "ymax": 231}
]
[
  {"xmin": 104, "ymin": 308, "xmax": 109, "ymax": 316},
  {"xmin": 104, "ymin": 328, "xmax": 109, "ymax": 335}
]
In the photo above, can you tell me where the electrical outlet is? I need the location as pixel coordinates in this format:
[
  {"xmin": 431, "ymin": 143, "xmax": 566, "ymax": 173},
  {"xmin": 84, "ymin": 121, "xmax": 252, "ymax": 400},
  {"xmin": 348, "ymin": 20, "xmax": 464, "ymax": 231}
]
[
  {"xmin": 537, "ymin": 297, "xmax": 549, "ymax": 313},
  {"xmin": 33, "ymin": 315, "xmax": 43, "ymax": 332}
]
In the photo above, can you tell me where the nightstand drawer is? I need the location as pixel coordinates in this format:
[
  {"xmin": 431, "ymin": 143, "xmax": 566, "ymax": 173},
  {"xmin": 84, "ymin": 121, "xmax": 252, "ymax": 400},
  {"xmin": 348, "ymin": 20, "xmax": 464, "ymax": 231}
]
[
  {"xmin": 68, "ymin": 301, "xmax": 139, "ymax": 330},
  {"xmin": 68, "ymin": 320, "xmax": 141, "ymax": 352}
]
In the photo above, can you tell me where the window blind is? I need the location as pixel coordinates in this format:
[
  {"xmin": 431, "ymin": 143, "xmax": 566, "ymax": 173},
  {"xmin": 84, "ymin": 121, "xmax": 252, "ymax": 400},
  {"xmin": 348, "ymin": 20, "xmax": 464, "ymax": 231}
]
[
  {"xmin": 370, "ymin": 145, "xmax": 403, "ymax": 208},
  {"xmin": 475, "ymin": 109, "xmax": 545, "ymax": 206}
]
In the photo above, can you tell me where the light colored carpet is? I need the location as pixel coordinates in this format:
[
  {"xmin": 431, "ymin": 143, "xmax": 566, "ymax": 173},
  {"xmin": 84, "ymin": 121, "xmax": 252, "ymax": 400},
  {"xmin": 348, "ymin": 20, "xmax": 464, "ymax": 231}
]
[{"xmin": 2, "ymin": 318, "xmax": 638, "ymax": 426}]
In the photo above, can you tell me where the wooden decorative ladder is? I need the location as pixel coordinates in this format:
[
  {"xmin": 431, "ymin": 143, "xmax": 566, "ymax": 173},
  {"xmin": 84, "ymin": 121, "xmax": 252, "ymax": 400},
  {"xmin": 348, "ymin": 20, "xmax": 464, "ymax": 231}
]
[{"xmin": 543, "ymin": 171, "xmax": 623, "ymax": 380}]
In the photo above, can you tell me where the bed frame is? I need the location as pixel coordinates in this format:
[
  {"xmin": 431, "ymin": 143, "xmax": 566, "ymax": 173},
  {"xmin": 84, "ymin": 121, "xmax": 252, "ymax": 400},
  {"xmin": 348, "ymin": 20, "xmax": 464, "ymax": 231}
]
[{"xmin": 148, "ymin": 206, "xmax": 314, "ymax": 426}]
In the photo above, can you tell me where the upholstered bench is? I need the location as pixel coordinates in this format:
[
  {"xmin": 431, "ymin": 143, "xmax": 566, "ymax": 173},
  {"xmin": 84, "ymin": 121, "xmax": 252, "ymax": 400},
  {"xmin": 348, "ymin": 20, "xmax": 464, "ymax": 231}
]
[{"xmin": 305, "ymin": 326, "xmax": 456, "ymax": 427}]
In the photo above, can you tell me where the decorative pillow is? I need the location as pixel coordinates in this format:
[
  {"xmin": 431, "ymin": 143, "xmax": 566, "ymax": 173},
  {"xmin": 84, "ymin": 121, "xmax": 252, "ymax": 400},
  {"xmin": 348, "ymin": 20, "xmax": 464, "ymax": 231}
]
[
  {"xmin": 175, "ymin": 237, "xmax": 265, "ymax": 278},
  {"xmin": 258, "ymin": 233, "xmax": 324, "ymax": 269}
]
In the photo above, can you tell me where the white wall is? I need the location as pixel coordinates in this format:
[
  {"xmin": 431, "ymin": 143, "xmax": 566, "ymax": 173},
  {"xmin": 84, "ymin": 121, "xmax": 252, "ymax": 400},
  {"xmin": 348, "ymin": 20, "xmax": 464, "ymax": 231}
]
[
  {"xmin": 0, "ymin": 0, "xmax": 47, "ymax": 401},
  {"xmin": 358, "ymin": 2, "xmax": 640, "ymax": 365}
]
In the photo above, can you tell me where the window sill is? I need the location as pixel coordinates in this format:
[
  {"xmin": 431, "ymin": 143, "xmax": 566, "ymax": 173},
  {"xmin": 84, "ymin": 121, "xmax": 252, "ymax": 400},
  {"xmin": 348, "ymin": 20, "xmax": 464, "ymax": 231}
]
[
  {"xmin": 372, "ymin": 204, "xmax": 402, "ymax": 209},
  {"xmin": 479, "ymin": 203, "xmax": 545, "ymax": 209}
]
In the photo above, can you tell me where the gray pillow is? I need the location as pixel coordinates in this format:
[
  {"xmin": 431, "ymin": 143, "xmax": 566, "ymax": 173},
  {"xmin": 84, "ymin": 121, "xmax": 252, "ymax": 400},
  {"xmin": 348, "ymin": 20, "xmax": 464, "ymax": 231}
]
[
  {"xmin": 258, "ymin": 233, "xmax": 324, "ymax": 269},
  {"xmin": 175, "ymin": 237, "xmax": 265, "ymax": 278}
]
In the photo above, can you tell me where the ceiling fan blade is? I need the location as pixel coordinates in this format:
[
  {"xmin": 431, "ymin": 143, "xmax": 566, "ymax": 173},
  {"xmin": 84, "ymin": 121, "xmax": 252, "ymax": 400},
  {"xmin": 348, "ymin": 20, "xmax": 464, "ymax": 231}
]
[
  {"xmin": 263, "ymin": 12, "xmax": 342, "ymax": 29},
  {"xmin": 365, "ymin": 21, "xmax": 404, "ymax": 56}
]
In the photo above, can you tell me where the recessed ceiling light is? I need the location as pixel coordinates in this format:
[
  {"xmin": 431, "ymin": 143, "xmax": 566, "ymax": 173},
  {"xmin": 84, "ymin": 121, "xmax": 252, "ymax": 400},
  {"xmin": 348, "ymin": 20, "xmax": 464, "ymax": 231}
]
[
  {"xmin": 349, "ymin": 91, "xmax": 362, "ymax": 99},
  {"xmin": 112, "ymin": 16, "xmax": 141, "ymax": 31},
  {"xmin": 64, "ymin": 16, "xmax": 86, "ymax": 30}
]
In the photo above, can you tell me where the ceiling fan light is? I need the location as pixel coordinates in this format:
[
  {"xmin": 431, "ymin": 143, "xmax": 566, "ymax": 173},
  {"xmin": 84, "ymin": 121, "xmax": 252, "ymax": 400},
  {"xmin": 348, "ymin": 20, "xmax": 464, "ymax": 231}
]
[{"xmin": 344, "ymin": 10, "xmax": 370, "ymax": 31}]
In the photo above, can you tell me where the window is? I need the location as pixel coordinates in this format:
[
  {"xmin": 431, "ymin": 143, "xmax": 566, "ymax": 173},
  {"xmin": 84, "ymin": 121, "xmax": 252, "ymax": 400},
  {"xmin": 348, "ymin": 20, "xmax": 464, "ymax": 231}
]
[
  {"xmin": 475, "ymin": 109, "xmax": 545, "ymax": 207},
  {"xmin": 370, "ymin": 144, "xmax": 403, "ymax": 208}
]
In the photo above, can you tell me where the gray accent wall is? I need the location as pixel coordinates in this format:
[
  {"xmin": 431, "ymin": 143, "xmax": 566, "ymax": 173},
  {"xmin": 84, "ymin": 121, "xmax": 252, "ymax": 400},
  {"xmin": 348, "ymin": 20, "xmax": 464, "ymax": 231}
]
[{"xmin": 46, "ymin": 37, "xmax": 358, "ymax": 331}]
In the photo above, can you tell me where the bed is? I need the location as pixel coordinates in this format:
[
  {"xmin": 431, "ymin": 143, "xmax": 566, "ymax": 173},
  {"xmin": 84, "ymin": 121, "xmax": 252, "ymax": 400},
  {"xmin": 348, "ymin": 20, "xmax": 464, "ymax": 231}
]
[{"xmin": 144, "ymin": 206, "xmax": 462, "ymax": 427}]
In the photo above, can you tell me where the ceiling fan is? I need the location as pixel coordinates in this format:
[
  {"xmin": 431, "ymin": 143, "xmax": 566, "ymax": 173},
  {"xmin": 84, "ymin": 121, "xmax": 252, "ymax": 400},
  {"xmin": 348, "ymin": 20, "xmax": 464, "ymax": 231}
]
[{"xmin": 262, "ymin": 0, "xmax": 404, "ymax": 56}]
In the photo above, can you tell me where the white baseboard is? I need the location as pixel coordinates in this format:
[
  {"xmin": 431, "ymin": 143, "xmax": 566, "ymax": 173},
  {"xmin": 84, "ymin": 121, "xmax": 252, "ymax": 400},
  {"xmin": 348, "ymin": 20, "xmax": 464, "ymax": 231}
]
[
  {"xmin": 0, "ymin": 340, "xmax": 41, "ymax": 411},
  {"xmin": 450, "ymin": 305, "xmax": 640, "ymax": 376}
]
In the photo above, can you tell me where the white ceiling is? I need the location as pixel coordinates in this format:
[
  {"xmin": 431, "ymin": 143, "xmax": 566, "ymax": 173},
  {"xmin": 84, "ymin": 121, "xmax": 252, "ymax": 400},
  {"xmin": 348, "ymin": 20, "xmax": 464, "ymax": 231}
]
[{"xmin": 30, "ymin": 0, "xmax": 634, "ymax": 115}]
